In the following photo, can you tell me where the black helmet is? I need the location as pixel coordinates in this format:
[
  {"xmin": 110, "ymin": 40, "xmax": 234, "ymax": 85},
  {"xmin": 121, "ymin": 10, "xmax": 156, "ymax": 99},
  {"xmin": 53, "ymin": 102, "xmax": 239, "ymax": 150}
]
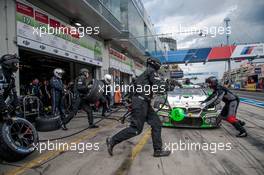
[
  {"xmin": 0, "ymin": 54, "xmax": 19, "ymax": 72},
  {"xmin": 205, "ymin": 76, "xmax": 218, "ymax": 89},
  {"xmin": 147, "ymin": 57, "xmax": 161, "ymax": 70},
  {"xmin": 185, "ymin": 78, "xmax": 191, "ymax": 85},
  {"xmin": 79, "ymin": 68, "xmax": 89, "ymax": 75}
]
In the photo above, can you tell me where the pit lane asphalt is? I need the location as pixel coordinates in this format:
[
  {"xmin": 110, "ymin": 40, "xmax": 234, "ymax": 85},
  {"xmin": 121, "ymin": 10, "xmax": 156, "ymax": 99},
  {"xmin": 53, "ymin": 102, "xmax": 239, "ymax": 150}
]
[
  {"xmin": 232, "ymin": 90, "xmax": 264, "ymax": 101},
  {"xmin": 1, "ymin": 103, "xmax": 264, "ymax": 175}
]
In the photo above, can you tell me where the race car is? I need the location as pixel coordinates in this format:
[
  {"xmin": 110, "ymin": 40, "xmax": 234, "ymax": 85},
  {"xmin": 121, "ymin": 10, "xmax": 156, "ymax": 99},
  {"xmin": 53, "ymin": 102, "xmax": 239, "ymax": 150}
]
[{"xmin": 154, "ymin": 87, "xmax": 221, "ymax": 128}]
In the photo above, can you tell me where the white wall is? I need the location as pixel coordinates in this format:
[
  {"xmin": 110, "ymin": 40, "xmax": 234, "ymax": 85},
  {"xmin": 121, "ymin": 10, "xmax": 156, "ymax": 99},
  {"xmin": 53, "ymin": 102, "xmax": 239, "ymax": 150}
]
[{"xmin": 0, "ymin": 0, "xmax": 20, "ymax": 93}]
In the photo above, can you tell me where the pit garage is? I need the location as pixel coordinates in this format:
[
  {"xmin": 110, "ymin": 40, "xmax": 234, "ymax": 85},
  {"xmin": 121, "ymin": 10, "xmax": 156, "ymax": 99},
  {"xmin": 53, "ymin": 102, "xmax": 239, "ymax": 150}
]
[{"xmin": 18, "ymin": 48, "xmax": 96, "ymax": 95}]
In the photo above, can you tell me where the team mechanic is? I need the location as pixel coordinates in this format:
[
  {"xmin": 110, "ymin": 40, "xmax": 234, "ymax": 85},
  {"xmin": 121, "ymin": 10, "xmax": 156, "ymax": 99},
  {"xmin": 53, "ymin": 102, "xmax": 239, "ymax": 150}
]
[
  {"xmin": 106, "ymin": 57, "xmax": 172, "ymax": 157},
  {"xmin": 50, "ymin": 68, "xmax": 67, "ymax": 130},
  {"xmin": 201, "ymin": 76, "xmax": 247, "ymax": 137},
  {"xmin": 67, "ymin": 68, "xmax": 99, "ymax": 128},
  {"xmin": 100, "ymin": 74, "xmax": 112, "ymax": 117},
  {"xmin": 0, "ymin": 54, "xmax": 19, "ymax": 121}
]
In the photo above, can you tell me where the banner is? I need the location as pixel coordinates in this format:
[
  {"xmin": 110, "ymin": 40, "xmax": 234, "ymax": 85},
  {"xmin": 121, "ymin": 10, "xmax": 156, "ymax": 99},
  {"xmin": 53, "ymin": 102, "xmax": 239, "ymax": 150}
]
[
  {"xmin": 109, "ymin": 48, "xmax": 134, "ymax": 74},
  {"xmin": 208, "ymin": 46, "xmax": 235, "ymax": 61},
  {"xmin": 245, "ymin": 83, "xmax": 257, "ymax": 91},
  {"xmin": 16, "ymin": 0, "xmax": 103, "ymax": 66},
  {"xmin": 231, "ymin": 43, "xmax": 264, "ymax": 59}
]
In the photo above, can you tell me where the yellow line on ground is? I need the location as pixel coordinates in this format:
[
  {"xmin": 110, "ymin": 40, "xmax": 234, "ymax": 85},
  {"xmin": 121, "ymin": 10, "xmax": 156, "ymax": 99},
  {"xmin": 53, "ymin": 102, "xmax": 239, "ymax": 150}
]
[
  {"xmin": 114, "ymin": 128, "xmax": 152, "ymax": 175},
  {"xmin": 5, "ymin": 122, "xmax": 116, "ymax": 175},
  {"xmin": 131, "ymin": 128, "xmax": 152, "ymax": 160}
]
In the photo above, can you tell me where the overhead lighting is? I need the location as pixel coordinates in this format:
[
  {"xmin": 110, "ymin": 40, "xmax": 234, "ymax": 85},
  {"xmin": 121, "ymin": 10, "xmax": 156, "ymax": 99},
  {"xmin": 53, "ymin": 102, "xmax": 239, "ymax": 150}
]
[
  {"xmin": 74, "ymin": 22, "xmax": 82, "ymax": 27},
  {"xmin": 71, "ymin": 19, "xmax": 82, "ymax": 27}
]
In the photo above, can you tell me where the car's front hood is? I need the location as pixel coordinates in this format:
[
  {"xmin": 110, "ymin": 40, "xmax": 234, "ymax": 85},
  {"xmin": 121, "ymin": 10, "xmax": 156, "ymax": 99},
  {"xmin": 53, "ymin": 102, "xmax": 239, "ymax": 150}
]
[{"xmin": 167, "ymin": 94, "xmax": 207, "ymax": 108}]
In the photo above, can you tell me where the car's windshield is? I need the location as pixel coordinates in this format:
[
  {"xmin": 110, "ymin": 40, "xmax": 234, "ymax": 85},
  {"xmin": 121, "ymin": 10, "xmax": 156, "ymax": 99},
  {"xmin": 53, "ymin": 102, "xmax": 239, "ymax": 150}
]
[{"xmin": 170, "ymin": 88, "xmax": 205, "ymax": 96}]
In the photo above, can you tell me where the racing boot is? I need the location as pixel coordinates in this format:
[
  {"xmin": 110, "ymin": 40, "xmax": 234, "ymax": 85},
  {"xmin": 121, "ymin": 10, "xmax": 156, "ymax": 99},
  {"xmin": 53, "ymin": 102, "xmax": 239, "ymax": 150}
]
[
  {"xmin": 238, "ymin": 120, "xmax": 246, "ymax": 126},
  {"xmin": 232, "ymin": 122, "xmax": 247, "ymax": 137},
  {"xmin": 60, "ymin": 115, "xmax": 68, "ymax": 130},
  {"xmin": 61, "ymin": 123, "xmax": 68, "ymax": 130},
  {"xmin": 236, "ymin": 131, "xmax": 247, "ymax": 137},
  {"xmin": 106, "ymin": 137, "xmax": 115, "ymax": 156},
  {"xmin": 153, "ymin": 149, "xmax": 171, "ymax": 157},
  {"xmin": 88, "ymin": 124, "xmax": 99, "ymax": 128}
]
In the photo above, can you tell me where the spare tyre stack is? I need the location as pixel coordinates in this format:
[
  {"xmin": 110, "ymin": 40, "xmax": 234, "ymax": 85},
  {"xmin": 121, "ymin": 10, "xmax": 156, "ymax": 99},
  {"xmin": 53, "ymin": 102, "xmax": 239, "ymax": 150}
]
[{"xmin": 35, "ymin": 114, "xmax": 62, "ymax": 132}]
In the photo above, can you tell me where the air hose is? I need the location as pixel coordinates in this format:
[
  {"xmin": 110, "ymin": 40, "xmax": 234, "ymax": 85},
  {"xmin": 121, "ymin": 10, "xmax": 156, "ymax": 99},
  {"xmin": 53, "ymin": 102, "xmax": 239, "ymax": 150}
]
[{"xmin": 38, "ymin": 107, "xmax": 123, "ymax": 142}]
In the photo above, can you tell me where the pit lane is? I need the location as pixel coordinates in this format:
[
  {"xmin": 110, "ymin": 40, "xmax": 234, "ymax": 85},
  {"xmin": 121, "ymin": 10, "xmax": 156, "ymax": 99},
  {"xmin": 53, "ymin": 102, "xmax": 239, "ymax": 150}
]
[
  {"xmin": 0, "ymin": 103, "xmax": 263, "ymax": 175},
  {"xmin": 232, "ymin": 90, "xmax": 264, "ymax": 101}
]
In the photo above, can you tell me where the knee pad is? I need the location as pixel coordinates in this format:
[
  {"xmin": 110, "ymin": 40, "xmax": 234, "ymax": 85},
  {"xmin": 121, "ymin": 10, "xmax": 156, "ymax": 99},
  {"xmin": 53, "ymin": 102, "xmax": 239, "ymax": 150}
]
[{"xmin": 226, "ymin": 115, "xmax": 238, "ymax": 124}]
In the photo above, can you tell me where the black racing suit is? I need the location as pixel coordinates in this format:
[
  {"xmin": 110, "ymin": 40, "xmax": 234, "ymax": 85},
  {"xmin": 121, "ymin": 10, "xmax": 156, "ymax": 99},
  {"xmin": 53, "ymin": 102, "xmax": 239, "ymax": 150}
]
[
  {"xmin": 68, "ymin": 75, "xmax": 94, "ymax": 126},
  {"xmin": 111, "ymin": 66, "xmax": 167, "ymax": 151},
  {"xmin": 0, "ymin": 68, "xmax": 18, "ymax": 120},
  {"xmin": 50, "ymin": 76, "xmax": 66, "ymax": 122},
  {"xmin": 31, "ymin": 84, "xmax": 42, "ymax": 99},
  {"xmin": 202, "ymin": 85, "xmax": 246, "ymax": 133}
]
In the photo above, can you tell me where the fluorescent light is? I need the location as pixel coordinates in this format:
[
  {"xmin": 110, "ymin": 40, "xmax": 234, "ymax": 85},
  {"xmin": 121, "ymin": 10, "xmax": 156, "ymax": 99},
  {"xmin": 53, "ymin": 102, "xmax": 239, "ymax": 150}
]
[{"xmin": 74, "ymin": 22, "xmax": 82, "ymax": 27}]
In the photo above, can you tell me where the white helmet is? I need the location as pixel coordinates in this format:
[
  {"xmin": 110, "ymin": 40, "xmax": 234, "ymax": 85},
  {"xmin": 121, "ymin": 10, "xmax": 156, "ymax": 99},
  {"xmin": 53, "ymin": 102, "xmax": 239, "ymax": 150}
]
[
  {"xmin": 104, "ymin": 74, "xmax": 112, "ymax": 84},
  {"xmin": 54, "ymin": 68, "xmax": 64, "ymax": 79}
]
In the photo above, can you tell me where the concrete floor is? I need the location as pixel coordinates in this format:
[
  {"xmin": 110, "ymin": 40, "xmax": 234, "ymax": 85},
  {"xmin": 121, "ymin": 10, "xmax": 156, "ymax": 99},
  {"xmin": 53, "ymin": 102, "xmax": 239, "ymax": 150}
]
[{"xmin": 1, "ymin": 103, "xmax": 264, "ymax": 175}]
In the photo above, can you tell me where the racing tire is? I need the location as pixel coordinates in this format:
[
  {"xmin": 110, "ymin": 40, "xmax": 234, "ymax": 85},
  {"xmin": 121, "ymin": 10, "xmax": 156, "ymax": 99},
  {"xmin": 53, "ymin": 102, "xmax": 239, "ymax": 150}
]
[
  {"xmin": 0, "ymin": 118, "xmax": 38, "ymax": 162},
  {"xmin": 85, "ymin": 79, "xmax": 104, "ymax": 103},
  {"xmin": 35, "ymin": 115, "xmax": 61, "ymax": 132}
]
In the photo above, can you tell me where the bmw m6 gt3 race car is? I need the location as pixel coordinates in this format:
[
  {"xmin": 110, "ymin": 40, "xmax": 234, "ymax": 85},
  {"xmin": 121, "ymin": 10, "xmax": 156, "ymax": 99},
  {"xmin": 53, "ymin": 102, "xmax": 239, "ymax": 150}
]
[{"xmin": 154, "ymin": 87, "xmax": 221, "ymax": 128}]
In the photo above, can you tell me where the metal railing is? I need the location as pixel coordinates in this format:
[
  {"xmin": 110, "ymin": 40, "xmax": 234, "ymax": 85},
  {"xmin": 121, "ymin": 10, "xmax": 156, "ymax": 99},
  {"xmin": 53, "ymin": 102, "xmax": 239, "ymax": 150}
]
[{"xmin": 23, "ymin": 95, "xmax": 40, "ymax": 118}]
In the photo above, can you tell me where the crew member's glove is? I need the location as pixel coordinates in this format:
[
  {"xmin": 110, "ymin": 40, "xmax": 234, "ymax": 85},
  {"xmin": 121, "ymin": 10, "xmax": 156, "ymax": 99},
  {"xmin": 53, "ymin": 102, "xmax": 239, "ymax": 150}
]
[
  {"xmin": 86, "ymin": 80, "xmax": 93, "ymax": 90},
  {"xmin": 87, "ymin": 84, "xmax": 93, "ymax": 89},
  {"xmin": 165, "ymin": 79, "xmax": 175, "ymax": 91}
]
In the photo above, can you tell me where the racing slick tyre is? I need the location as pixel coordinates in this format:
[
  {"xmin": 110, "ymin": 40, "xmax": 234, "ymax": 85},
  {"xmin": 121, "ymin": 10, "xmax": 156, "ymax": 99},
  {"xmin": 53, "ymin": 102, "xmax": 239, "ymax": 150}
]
[
  {"xmin": 0, "ymin": 117, "xmax": 38, "ymax": 162},
  {"xmin": 85, "ymin": 79, "xmax": 104, "ymax": 103},
  {"xmin": 35, "ymin": 115, "xmax": 61, "ymax": 132}
]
